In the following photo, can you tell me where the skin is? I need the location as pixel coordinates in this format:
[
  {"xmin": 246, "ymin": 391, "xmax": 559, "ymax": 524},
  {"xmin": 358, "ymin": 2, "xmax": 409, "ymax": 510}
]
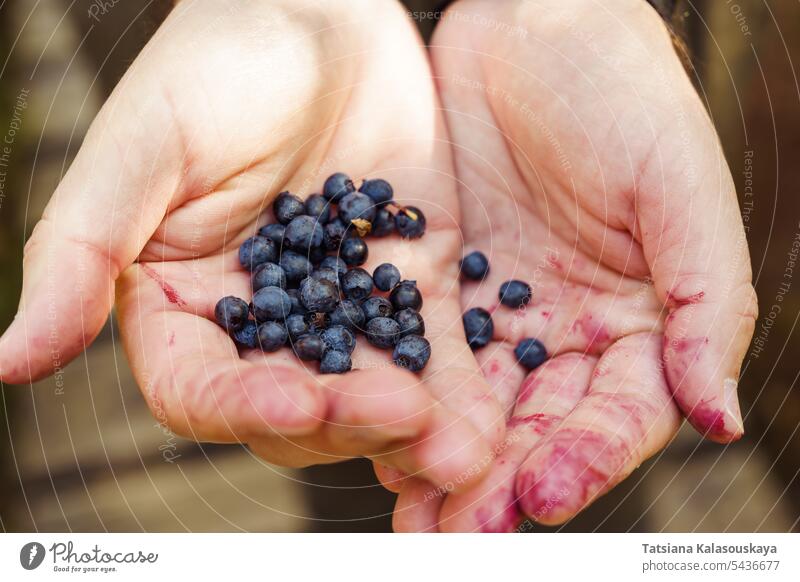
[
  {"xmin": 0, "ymin": 0, "xmax": 505, "ymax": 491},
  {"xmin": 386, "ymin": 0, "xmax": 757, "ymax": 531}
]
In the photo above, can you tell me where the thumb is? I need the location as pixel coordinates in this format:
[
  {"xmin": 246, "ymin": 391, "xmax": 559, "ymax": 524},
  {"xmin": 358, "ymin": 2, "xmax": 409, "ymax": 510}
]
[
  {"xmin": 0, "ymin": 80, "xmax": 178, "ymax": 384},
  {"xmin": 639, "ymin": 102, "xmax": 757, "ymax": 443}
]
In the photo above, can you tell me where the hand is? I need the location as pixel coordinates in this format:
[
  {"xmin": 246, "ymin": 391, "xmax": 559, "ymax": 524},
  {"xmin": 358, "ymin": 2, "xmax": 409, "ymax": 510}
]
[
  {"xmin": 387, "ymin": 0, "xmax": 757, "ymax": 531},
  {"xmin": 0, "ymin": 0, "xmax": 505, "ymax": 489}
]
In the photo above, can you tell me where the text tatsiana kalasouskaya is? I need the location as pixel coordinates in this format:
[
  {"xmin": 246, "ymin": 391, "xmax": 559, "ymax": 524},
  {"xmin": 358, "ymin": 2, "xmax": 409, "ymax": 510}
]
[{"xmin": 642, "ymin": 543, "xmax": 777, "ymax": 557}]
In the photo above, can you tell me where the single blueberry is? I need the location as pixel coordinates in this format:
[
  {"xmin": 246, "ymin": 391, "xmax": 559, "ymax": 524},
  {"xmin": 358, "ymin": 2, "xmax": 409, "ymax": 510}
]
[
  {"xmin": 460, "ymin": 251, "xmax": 490, "ymax": 280},
  {"xmin": 257, "ymin": 321, "xmax": 288, "ymax": 352},
  {"xmin": 359, "ymin": 178, "xmax": 394, "ymax": 207},
  {"xmin": 329, "ymin": 299, "xmax": 365, "ymax": 331},
  {"xmin": 339, "ymin": 237, "xmax": 369, "ymax": 266},
  {"xmin": 285, "ymin": 313, "xmax": 310, "ymax": 340},
  {"xmin": 393, "ymin": 335, "xmax": 431, "ymax": 372},
  {"xmin": 258, "ymin": 223, "xmax": 285, "ymax": 247},
  {"xmin": 273, "ymin": 191, "xmax": 305, "ymax": 225},
  {"xmin": 394, "ymin": 308, "xmax": 425, "ymax": 338},
  {"xmin": 365, "ymin": 317, "xmax": 400, "ymax": 349},
  {"xmin": 320, "ymin": 350, "xmax": 352, "ymax": 374},
  {"xmin": 308, "ymin": 244, "xmax": 327, "ymax": 265},
  {"xmin": 251, "ymin": 286, "xmax": 293, "ymax": 321},
  {"xmin": 311, "ymin": 267, "xmax": 340, "ymax": 288},
  {"xmin": 215, "ymin": 296, "xmax": 250, "ymax": 332},
  {"xmin": 299, "ymin": 277, "xmax": 339, "ymax": 313},
  {"xmin": 252, "ymin": 262, "xmax": 286, "ymax": 291},
  {"xmin": 499, "ymin": 280, "xmax": 532, "ymax": 308},
  {"xmin": 463, "ymin": 307, "xmax": 493, "ymax": 350},
  {"xmin": 371, "ymin": 208, "xmax": 396, "ymax": 237},
  {"xmin": 323, "ymin": 172, "xmax": 355, "ymax": 203},
  {"xmin": 292, "ymin": 334, "xmax": 325, "ymax": 361},
  {"xmin": 286, "ymin": 288, "xmax": 307, "ymax": 315},
  {"xmin": 323, "ymin": 217, "xmax": 349, "ymax": 251},
  {"xmin": 341, "ymin": 268, "xmax": 374, "ymax": 301},
  {"xmin": 284, "ymin": 215, "xmax": 324, "ymax": 251},
  {"xmin": 320, "ymin": 255, "xmax": 348, "ymax": 281},
  {"xmin": 373, "ymin": 263, "xmax": 401, "ymax": 292},
  {"xmin": 321, "ymin": 325, "xmax": 356, "ymax": 354},
  {"xmin": 239, "ymin": 235, "xmax": 277, "ymax": 271},
  {"xmin": 362, "ymin": 297, "xmax": 394, "ymax": 321},
  {"xmin": 395, "ymin": 206, "xmax": 426, "ymax": 239},
  {"xmin": 338, "ymin": 192, "xmax": 377, "ymax": 225},
  {"xmin": 232, "ymin": 320, "xmax": 259, "ymax": 349},
  {"xmin": 280, "ymin": 250, "xmax": 313, "ymax": 285},
  {"xmin": 304, "ymin": 194, "xmax": 331, "ymax": 225},
  {"xmin": 515, "ymin": 338, "xmax": 547, "ymax": 370},
  {"xmin": 389, "ymin": 280, "xmax": 423, "ymax": 311}
]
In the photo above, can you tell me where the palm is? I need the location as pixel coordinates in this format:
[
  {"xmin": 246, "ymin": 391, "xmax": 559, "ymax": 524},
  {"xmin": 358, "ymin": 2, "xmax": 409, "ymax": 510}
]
[
  {"xmin": 392, "ymin": 0, "xmax": 753, "ymax": 531},
  {"xmin": 2, "ymin": 1, "xmax": 502, "ymax": 488}
]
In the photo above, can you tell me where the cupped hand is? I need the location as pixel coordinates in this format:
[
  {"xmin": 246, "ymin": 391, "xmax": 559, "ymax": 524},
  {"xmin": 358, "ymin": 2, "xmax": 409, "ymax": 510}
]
[
  {"xmin": 388, "ymin": 0, "xmax": 757, "ymax": 531},
  {"xmin": 0, "ymin": 0, "xmax": 505, "ymax": 490}
]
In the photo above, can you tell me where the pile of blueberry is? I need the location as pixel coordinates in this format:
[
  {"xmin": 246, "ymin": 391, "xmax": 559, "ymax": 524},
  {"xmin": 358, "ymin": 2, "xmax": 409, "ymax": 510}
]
[
  {"xmin": 460, "ymin": 251, "xmax": 548, "ymax": 371},
  {"xmin": 214, "ymin": 172, "xmax": 430, "ymax": 374}
]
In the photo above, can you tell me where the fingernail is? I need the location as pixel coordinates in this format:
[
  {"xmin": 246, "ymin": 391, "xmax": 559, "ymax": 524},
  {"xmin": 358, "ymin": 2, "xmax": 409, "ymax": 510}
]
[{"xmin": 723, "ymin": 377, "xmax": 744, "ymax": 435}]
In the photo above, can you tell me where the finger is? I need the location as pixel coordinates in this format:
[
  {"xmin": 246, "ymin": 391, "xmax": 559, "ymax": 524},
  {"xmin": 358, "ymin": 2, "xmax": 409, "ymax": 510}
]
[
  {"xmin": 515, "ymin": 333, "xmax": 681, "ymax": 525},
  {"xmin": 393, "ymin": 478, "xmax": 444, "ymax": 533},
  {"xmin": 474, "ymin": 342, "xmax": 527, "ymax": 418},
  {"xmin": 373, "ymin": 462, "xmax": 408, "ymax": 493},
  {"xmin": 438, "ymin": 352, "xmax": 595, "ymax": 532}
]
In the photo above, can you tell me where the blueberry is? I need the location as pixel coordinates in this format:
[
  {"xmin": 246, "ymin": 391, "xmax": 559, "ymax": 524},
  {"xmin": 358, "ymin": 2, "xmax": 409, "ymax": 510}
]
[
  {"xmin": 362, "ymin": 297, "xmax": 393, "ymax": 321},
  {"xmin": 280, "ymin": 251, "xmax": 313, "ymax": 285},
  {"xmin": 463, "ymin": 307, "xmax": 493, "ymax": 350},
  {"xmin": 320, "ymin": 350, "xmax": 352, "ymax": 374},
  {"xmin": 395, "ymin": 206, "xmax": 426, "ymax": 239},
  {"xmin": 239, "ymin": 235, "xmax": 277, "ymax": 271},
  {"xmin": 320, "ymin": 256, "xmax": 348, "ymax": 281},
  {"xmin": 273, "ymin": 191, "xmax": 305, "ymax": 225},
  {"xmin": 389, "ymin": 280, "xmax": 423, "ymax": 311},
  {"xmin": 499, "ymin": 280, "xmax": 532, "ymax": 308},
  {"xmin": 285, "ymin": 313, "xmax": 310, "ymax": 340},
  {"xmin": 373, "ymin": 263, "xmax": 401, "ymax": 292},
  {"xmin": 308, "ymin": 244, "xmax": 327, "ymax": 265},
  {"xmin": 341, "ymin": 268, "xmax": 374, "ymax": 301},
  {"xmin": 257, "ymin": 321, "xmax": 288, "ymax": 352},
  {"xmin": 359, "ymin": 178, "xmax": 394, "ymax": 207},
  {"xmin": 311, "ymin": 267, "xmax": 340, "ymax": 288},
  {"xmin": 286, "ymin": 288, "xmax": 307, "ymax": 315},
  {"xmin": 323, "ymin": 217, "xmax": 349, "ymax": 251},
  {"xmin": 329, "ymin": 299, "xmax": 365, "ymax": 331},
  {"xmin": 299, "ymin": 277, "xmax": 339, "ymax": 313},
  {"xmin": 321, "ymin": 325, "xmax": 356, "ymax": 354},
  {"xmin": 258, "ymin": 223, "xmax": 285, "ymax": 247},
  {"xmin": 515, "ymin": 338, "xmax": 547, "ymax": 370},
  {"xmin": 339, "ymin": 237, "xmax": 369, "ymax": 266},
  {"xmin": 394, "ymin": 308, "xmax": 425, "ymax": 338},
  {"xmin": 292, "ymin": 334, "xmax": 325, "ymax": 361},
  {"xmin": 251, "ymin": 286, "xmax": 292, "ymax": 321},
  {"xmin": 338, "ymin": 192, "xmax": 377, "ymax": 225},
  {"xmin": 232, "ymin": 320, "xmax": 259, "ymax": 349},
  {"xmin": 365, "ymin": 317, "xmax": 400, "ymax": 349},
  {"xmin": 460, "ymin": 251, "xmax": 490, "ymax": 280},
  {"xmin": 323, "ymin": 172, "xmax": 355, "ymax": 203},
  {"xmin": 305, "ymin": 311, "xmax": 331, "ymax": 334},
  {"xmin": 252, "ymin": 262, "xmax": 286, "ymax": 291},
  {"xmin": 393, "ymin": 335, "xmax": 431, "ymax": 372},
  {"xmin": 215, "ymin": 296, "xmax": 250, "ymax": 332},
  {"xmin": 304, "ymin": 194, "xmax": 331, "ymax": 224},
  {"xmin": 284, "ymin": 215, "xmax": 324, "ymax": 251},
  {"xmin": 371, "ymin": 208, "xmax": 396, "ymax": 237}
]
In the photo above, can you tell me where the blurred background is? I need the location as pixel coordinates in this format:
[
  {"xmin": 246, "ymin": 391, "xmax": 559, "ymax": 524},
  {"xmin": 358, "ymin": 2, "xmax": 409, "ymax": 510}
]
[{"xmin": 0, "ymin": 0, "xmax": 798, "ymax": 533}]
